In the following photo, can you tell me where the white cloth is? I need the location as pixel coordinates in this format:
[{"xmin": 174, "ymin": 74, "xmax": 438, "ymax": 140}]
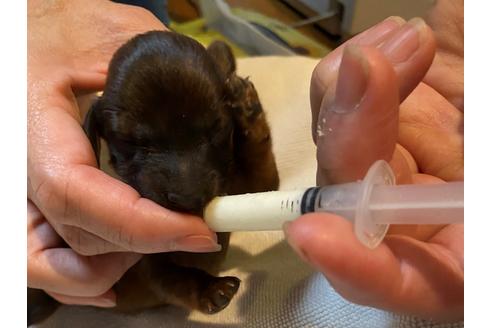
[{"xmin": 36, "ymin": 57, "xmax": 463, "ymax": 328}]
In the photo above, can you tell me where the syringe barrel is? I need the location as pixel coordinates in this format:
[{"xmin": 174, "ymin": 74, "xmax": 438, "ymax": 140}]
[
  {"xmin": 370, "ymin": 181, "xmax": 464, "ymax": 225},
  {"xmin": 204, "ymin": 189, "xmax": 306, "ymax": 232},
  {"xmin": 314, "ymin": 182, "xmax": 362, "ymax": 222}
]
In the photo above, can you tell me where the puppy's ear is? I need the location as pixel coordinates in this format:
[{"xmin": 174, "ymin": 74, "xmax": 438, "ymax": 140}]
[
  {"xmin": 83, "ymin": 100, "xmax": 102, "ymax": 167},
  {"xmin": 207, "ymin": 40, "xmax": 236, "ymax": 78}
]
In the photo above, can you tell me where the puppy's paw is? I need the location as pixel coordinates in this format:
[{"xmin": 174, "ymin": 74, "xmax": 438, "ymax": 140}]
[
  {"xmin": 227, "ymin": 83, "xmax": 271, "ymax": 143},
  {"xmin": 198, "ymin": 276, "xmax": 240, "ymax": 314},
  {"xmin": 228, "ymin": 78, "xmax": 263, "ymax": 124}
]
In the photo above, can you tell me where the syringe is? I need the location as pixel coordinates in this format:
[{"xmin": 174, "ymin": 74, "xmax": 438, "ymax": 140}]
[{"xmin": 204, "ymin": 160, "xmax": 464, "ymax": 248}]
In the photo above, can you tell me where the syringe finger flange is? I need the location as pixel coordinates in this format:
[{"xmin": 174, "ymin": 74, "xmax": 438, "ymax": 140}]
[{"xmin": 355, "ymin": 160, "xmax": 395, "ymax": 249}]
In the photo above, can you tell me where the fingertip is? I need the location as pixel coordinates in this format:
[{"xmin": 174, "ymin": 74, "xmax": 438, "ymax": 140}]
[
  {"xmin": 97, "ymin": 289, "xmax": 117, "ymax": 307},
  {"xmin": 96, "ymin": 298, "xmax": 117, "ymax": 308},
  {"xmin": 390, "ymin": 144, "xmax": 418, "ymax": 184},
  {"xmin": 310, "ymin": 17, "xmax": 405, "ymax": 145},
  {"xmin": 409, "ymin": 17, "xmax": 436, "ymax": 47},
  {"xmin": 127, "ymin": 198, "xmax": 221, "ymax": 253},
  {"xmin": 46, "ymin": 289, "xmax": 117, "ymax": 308},
  {"xmin": 285, "ymin": 213, "xmax": 402, "ymax": 305},
  {"xmin": 285, "ymin": 213, "xmax": 378, "ymax": 301},
  {"xmin": 171, "ymin": 234, "xmax": 222, "ymax": 253},
  {"xmin": 284, "ymin": 213, "xmax": 358, "ymax": 270},
  {"xmin": 378, "ymin": 17, "xmax": 436, "ymax": 101}
]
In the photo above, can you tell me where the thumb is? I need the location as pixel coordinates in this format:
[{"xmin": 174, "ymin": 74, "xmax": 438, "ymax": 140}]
[
  {"xmin": 315, "ymin": 45, "xmax": 399, "ymax": 184},
  {"xmin": 283, "ymin": 213, "xmax": 402, "ymax": 308}
]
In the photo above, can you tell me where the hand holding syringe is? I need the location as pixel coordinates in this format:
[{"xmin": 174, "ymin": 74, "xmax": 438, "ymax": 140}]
[{"xmin": 204, "ymin": 160, "xmax": 464, "ymax": 248}]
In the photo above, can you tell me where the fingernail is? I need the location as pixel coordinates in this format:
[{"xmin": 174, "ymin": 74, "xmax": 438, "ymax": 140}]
[
  {"xmin": 98, "ymin": 297, "xmax": 117, "ymax": 308},
  {"xmin": 332, "ymin": 45, "xmax": 369, "ymax": 114},
  {"xmin": 384, "ymin": 16, "xmax": 406, "ymax": 26},
  {"xmin": 379, "ymin": 17, "xmax": 426, "ymax": 63},
  {"xmin": 282, "ymin": 222, "xmax": 311, "ymax": 263},
  {"xmin": 173, "ymin": 235, "xmax": 222, "ymax": 253}
]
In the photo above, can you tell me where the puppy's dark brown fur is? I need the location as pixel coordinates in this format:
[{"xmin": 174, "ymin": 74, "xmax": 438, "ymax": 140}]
[{"xmin": 28, "ymin": 31, "xmax": 278, "ymax": 324}]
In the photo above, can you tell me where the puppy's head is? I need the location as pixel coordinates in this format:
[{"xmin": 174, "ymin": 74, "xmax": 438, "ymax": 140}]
[{"xmin": 84, "ymin": 32, "xmax": 242, "ymax": 215}]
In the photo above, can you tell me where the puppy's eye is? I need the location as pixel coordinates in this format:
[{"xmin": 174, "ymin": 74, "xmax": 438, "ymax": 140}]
[{"xmin": 141, "ymin": 147, "xmax": 158, "ymax": 156}]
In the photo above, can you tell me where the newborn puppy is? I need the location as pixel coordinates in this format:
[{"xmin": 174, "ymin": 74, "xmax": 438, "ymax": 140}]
[{"xmin": 28, "ymin": 31, "xmax": 278, "ymax": 324}]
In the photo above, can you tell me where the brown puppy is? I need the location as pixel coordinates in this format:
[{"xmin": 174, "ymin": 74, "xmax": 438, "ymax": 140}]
[{"xmin": 28, "ymin": 31, "xmax": 278, "ymax": 324}]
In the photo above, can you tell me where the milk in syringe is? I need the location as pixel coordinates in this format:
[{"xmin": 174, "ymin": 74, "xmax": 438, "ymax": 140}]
[{"xmin": 204, "ymin": 161, "xmax": 464, "ymax": 248}]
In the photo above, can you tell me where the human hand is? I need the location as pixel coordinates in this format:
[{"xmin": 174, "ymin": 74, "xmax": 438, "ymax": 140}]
[
  {"xmin": 28, "ymin": 0, "xmax": 220, "ymax": 307},
  {"xmin": 284, "ymin": 8, "xmax": 463, "ymax": 322}
]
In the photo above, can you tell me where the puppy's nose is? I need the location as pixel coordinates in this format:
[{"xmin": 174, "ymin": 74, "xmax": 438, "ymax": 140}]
[{"xmin": 167, "ymin": 193, "xmax": 205, "ymax": 213}]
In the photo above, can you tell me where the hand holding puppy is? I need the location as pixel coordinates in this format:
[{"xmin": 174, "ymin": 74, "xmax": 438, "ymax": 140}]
[{"xmin": 28, "ymin": 0, "xmax": 219, "ymax": 308}]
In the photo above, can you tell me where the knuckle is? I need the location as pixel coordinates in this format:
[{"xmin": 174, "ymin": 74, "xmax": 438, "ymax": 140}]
[
  {"xmin": 111, "ymin": 5, "xmax": 163, "ymax": 33},
  {"xmin": 128, "ymin": 6, "xmax": 154, "ymax": 20},
  {"xmin": 127, "ymin": 6, "xmax": 161, "ymax": 27},
  {"xmin": 30, "ymin": 174, "xmax": 59, "ymax": 209},
  {"xmin": 30, "ymin": 169, "xmax": 73, "ymax": 225},
  {"xmin": 61, "ymin": 225, "xmax": 122, "ymax": 256},
  {"xmin": 113, "ymin": 224, "xmax": 135, "ymax": 252},
  {"xmin": 60, "ymin": 226, "xmax": 93, "ymax": 256}
]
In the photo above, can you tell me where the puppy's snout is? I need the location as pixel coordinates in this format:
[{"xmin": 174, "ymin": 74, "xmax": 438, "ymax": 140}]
[{"xmin": 167, "ymin": 193, "xmax": 206, "ymax": 213}]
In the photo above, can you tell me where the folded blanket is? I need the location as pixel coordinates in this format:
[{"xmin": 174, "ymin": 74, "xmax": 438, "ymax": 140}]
[{"xmin": 36, "ymin": 56, "xmax": 463, "ymax": 328}]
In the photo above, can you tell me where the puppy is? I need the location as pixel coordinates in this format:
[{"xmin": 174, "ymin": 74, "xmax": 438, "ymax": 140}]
[{"xmin": 28, "ymin": 31, "xmax": 279, "ymax": 324}]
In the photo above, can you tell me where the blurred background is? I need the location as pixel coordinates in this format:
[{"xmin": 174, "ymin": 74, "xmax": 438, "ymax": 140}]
[{"xmin": 114, "ymin": 0, "xmax": 435, "ymax": 58}]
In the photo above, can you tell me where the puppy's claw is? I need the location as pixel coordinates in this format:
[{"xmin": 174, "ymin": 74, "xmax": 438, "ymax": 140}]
[{"xmin": 199, "ymin": 276, "xmax": 240, "ymax": 314}]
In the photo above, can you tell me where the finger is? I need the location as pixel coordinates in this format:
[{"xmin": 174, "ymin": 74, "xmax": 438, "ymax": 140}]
[
  {"xmin": 46, "ymin": 289, "xmax": 116, "ymax": 308},
  {"xmin": 52, "ymin": 223, "xmax": 127, "ymax": 255},
  {"xmin": 316, "ymin": 45, "xmax": 399, "ymax": 184},
  {"xmin": 384, "ymin": 232, "xmax": 464, "ymax": 321},
  {"xmin": 70, "ymin": 69, "xmax": 107, "ymax": 93},
  {"xmin": 388, "ymin": 144, "xmax": 418, "ymax": 184},
  {"xmin": 284, "ymin": 214, "xmax": 402, "ymax": 308},
  {"xmin": 393, "ymin": 144, "xmax": 418, "ymax": 173},
  {"xmin": 28, "ymin": 247, "xmax": 141, "ymax": 297},
  {"xmin": 28, "ymin": 199, "xmax": 63, "ymax": 251},
  {"xmin": 311, "ymin": 16, "xmax": 405, "ymax": 141},
  {"xmin": 28, "ymin": 200, "xmax": 140, "ymax": 299},
  {"xmin": 311, "ymin": 18, "xmax": 436, "ymax": 144},
  {"xmin": 378, "ymin": 18, "xmax": 436, "ymax": 102},
  {"xmin": 29, "ymin": 199, "xmax": 124, "ymax": 256},
  {"xmin": 37, "ymin": 163, "xmax": 221, "ymax": 254},
  {"xmin": 284, "ymin": 213, "xmax": 463, "ymax": 320}
]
